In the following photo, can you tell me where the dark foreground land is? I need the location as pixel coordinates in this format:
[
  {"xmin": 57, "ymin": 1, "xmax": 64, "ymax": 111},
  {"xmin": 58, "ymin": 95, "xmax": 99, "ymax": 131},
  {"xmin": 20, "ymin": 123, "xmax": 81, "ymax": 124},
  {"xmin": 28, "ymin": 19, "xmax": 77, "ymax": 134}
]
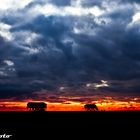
[
  {"xmin": 1, "ymin": 110, "xmax": 140, "ymax": 120},
  {"xmin": 1, "ymin": 110, "xmax": 140, "ymax": 116},
  {"xmin": 0, "ymin": 111, "xmax": 139, "ymax": 139},
  {"xmin": 0, "ymin": 110, "xmax": 140, "ymax": 114},
  {"xmin": 1, "ymin": 110, "xmax": 140, "ymax": 126}
]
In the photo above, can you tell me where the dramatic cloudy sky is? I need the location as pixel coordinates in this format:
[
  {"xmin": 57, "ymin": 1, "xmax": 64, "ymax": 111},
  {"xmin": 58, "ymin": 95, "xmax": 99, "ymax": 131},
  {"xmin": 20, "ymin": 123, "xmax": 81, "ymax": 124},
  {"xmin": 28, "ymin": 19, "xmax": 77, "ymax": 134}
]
[{"xmin": 0, "ymin": 0, "xmax": 140, "ymax": 101}]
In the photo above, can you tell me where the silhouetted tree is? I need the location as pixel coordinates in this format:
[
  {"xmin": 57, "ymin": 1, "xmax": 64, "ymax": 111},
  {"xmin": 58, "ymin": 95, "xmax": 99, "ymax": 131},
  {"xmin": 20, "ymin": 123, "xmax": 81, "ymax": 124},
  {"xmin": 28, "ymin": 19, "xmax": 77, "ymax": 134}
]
[
  {"xmin": 84, "ymin": 103, "xmax": 98, "ymax": 111},
  {"xmin": 27, "ymin": 102, "xmax": 47, "ymax": 111}
]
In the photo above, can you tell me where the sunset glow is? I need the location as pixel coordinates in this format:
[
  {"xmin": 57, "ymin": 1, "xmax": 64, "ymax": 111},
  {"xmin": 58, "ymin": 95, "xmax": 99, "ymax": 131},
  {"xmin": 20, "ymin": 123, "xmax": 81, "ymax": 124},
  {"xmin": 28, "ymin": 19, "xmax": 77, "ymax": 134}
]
[{"xmin": 0, "ymin": 96, "xmax": 140, "ymax": 111}]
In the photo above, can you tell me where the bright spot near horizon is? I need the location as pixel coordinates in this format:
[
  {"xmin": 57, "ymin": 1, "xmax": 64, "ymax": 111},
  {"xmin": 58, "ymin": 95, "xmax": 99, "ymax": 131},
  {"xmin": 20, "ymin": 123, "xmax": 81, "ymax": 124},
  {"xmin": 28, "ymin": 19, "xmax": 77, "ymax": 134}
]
[
  {"xmin": 59, "ymin": 87, "xmax": 65, "ymax": 91},
  {"xmin": 86, "ymin": 80, "xmax": 109, "ymax": 89},
  {"xmin": 132, "ymin": 12, "xmax": 140, "ymax": 23},
  {"xmin": 3, "ymin": 60, "xmax": 14, "ymax": 66}
]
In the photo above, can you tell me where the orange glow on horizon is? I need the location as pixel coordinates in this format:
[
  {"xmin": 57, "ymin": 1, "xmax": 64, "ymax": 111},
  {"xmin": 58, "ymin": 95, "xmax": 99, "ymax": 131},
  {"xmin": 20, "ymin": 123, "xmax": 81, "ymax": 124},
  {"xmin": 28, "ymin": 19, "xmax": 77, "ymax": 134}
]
[{"xmin": 0, "ymin": 97, "xmax": 140, "ymax": 111}]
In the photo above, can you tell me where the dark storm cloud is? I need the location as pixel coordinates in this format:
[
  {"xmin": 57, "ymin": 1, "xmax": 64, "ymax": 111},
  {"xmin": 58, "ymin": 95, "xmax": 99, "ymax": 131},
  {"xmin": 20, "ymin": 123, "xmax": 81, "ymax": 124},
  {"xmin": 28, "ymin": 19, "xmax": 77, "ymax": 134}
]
[
  {"xmin": 49, "ymin": 0, "xmax": 71, "ymax": 6},
  {"xmin": 10, "ymin": 15, "xmax": 76, "ymax": 79},
  {"xmin": 23, "ymin": 0, "xmax": 71, "ymax": 8},
  {"xmin": 0, "ymin": 0, "xmax": 140, "ymax": 100},
  {"xmin": 81, "ymin": 0, "xmax": 140, "ymax": 8},
  {"xmin": 124, "ymin": 0, "xmax": 140, "ymax": 3},
  {"xmin": 81, "ymin": 0, "xmax": 102, "ymax": 7}
]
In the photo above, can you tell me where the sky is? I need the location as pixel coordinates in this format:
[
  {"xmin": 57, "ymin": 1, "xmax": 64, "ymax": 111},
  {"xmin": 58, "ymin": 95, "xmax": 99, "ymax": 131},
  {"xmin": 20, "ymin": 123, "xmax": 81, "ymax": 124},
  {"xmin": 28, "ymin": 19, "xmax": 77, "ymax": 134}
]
[{"xmin": 0, "ymin": 0, "xmax": 140, "ymax": 110}]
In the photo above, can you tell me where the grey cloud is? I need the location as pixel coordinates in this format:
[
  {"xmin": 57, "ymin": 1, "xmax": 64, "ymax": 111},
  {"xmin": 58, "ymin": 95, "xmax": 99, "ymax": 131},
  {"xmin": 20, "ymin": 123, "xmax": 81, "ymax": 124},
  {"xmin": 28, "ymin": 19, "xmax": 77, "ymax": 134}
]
[
  {"xmin": 0, "ymin": 0, "xmax": 140, "ymax": 100},
  {"xmin": 124, "ymin": 0, "xmax": 140, "ymax": 3},
  {"xmin": 81, "ymin": 0, "xmax": 102, "ymax": 7},
  {"xmin": 48, "ymin": 0, "xmax": 71, "ymax": 6}
]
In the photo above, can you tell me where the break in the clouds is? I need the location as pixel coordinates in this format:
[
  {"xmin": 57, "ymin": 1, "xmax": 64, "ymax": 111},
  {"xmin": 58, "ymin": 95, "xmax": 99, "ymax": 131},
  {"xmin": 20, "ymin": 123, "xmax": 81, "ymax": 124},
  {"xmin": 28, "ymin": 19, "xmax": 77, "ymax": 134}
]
[{"xmin": 0, "ymin": 0, "xmax": 140, "ymax": 100}]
